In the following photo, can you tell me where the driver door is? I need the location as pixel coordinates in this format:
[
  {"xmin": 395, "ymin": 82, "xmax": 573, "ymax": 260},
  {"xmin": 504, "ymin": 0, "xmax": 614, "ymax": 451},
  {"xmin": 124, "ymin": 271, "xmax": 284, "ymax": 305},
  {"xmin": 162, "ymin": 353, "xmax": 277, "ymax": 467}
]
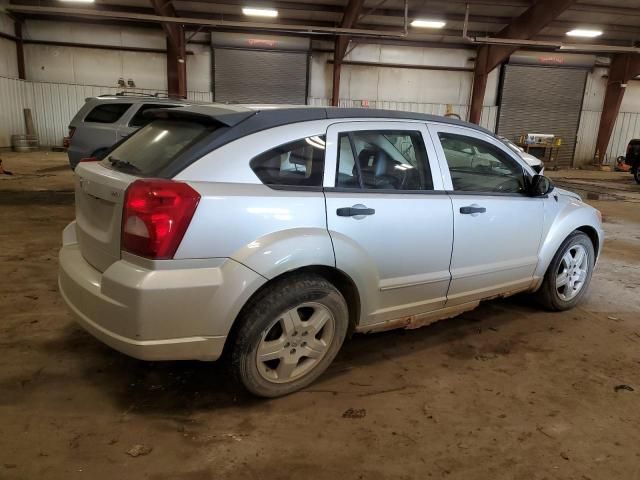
[{"xmin": 428, "ymin": 123, "xmax": 545, "ymax": 306}]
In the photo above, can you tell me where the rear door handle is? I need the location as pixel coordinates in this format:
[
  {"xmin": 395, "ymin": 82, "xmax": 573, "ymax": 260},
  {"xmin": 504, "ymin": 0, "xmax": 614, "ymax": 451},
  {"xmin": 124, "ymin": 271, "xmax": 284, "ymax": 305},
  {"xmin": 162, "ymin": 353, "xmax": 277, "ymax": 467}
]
[
  {"xmin": 460, "ymin": 205, "xmax": 486, "ymax": 215},
  {"xmin": 337, "ymin": 206, "xmax": 375, "ymax": 217}
]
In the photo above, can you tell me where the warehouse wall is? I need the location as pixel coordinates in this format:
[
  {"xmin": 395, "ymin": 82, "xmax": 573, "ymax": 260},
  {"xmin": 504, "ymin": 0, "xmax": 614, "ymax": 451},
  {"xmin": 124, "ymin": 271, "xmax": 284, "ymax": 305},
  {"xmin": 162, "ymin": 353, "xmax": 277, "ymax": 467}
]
[
  {"xmin": 0, "ymin": 13, "xmax": 18, "ymax": 78},
  {"xmin": 21, "ymin": 20, "xmax": 210, "ymax": 91},
  {"xmin": 0, "ymin": 19, "xmax": 212, "ymax": 147},
  {"xmin": 574, "ymin": 67, "xmax": 640, "ymax": 165},
  {"xmin": 0, "ymin": 76, "xmax": 213, "ymax": 147},
  {"xmin": 308, "ymin": 44, "xmax": 499, "ymax": 131},
  {"xmin": 3, "ymin": 17, "xmax": 640, "ymax": 163}
]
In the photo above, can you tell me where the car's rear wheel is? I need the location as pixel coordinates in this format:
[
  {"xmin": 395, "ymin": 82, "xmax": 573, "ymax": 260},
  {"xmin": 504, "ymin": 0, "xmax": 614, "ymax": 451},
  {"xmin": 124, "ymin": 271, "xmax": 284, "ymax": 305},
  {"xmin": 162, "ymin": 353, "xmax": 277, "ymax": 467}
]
[
  {"xmin": 536, "ymin": 231, "xmax": 595, "ymax": 311},
  {"xmin": 230, "ymin": 274, "xmax": 348, "ymax": 397},
  {"xmin": 634, "ymin": 168, "xmax": 640, "ymax": 184}
]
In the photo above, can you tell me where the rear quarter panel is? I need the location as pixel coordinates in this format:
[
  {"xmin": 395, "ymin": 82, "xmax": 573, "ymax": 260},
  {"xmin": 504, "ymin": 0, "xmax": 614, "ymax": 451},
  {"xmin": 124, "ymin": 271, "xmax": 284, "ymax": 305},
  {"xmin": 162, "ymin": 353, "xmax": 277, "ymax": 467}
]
[
  {"xmin": 174, "ymin": 182, "xmax": 335, "ymax": 279},
  {"xmin": 174, "ymin": 120, "xmax": 338, "ymax": 277}
]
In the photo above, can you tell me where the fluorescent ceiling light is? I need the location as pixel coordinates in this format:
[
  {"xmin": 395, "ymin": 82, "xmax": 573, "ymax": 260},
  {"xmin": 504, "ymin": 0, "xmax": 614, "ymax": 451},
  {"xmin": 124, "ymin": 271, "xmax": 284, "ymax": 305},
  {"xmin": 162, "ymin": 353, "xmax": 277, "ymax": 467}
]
[
  {"xmin": 59, "ymin": 0, "xmax": 95, "ymax": 2},
  {"xmin": 566, "ymin": 29, "xmax": 603, "ymax": 38},
  {"xmin": 242, "ymin": 7, "xmax": 278, "ymax": 17},
  {"xmin": 411, "ymin": 19, "xmax": 446, "ymax": 29}
]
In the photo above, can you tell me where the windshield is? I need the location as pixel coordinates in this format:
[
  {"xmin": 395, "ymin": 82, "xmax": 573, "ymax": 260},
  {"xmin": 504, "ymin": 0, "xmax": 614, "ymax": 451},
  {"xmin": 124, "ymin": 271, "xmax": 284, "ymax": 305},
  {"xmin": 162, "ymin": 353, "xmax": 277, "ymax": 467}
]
[{"xmin": 103, "ymin": 120, "xmax": 214, "ymax": 176}]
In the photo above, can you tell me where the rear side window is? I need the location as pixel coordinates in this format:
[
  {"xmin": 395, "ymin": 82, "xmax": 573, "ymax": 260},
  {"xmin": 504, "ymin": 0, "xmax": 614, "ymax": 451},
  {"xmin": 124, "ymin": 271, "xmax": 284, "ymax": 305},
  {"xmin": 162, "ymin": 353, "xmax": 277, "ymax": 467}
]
[
  {"xmin": 130, "ymin": 104, "xmax": 181, "ymax": 127},
  {"xmin": 103, "ymin": 120, "xmax": 215, "ymax": 176},
  {"xmin": 336, "ymin": 130, "xmax": 433, "ymax": 190},
  {"xmin": 84, "ymin": 103, "xmax": 132, "ymax": 123},
  {"xmin": 250, "ymin": 136, "xmax": 326, "ymax": 188}
]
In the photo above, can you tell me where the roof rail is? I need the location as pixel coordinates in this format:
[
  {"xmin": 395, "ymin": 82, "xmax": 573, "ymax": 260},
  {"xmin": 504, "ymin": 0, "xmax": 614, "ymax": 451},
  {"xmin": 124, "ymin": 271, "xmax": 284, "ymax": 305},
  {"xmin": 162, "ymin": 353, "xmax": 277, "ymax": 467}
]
[{"xmin": 95, "ymin": 92, "xmax": 170, "ymax": 98}]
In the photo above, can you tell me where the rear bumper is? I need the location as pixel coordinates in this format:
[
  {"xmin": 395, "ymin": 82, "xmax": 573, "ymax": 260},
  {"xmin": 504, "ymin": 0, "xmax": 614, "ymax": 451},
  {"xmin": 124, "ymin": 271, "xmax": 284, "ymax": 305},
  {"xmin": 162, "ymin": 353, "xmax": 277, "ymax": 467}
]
[{"xmin": 58, "ymin": 226, "xmax": 266, "ymax": 361}]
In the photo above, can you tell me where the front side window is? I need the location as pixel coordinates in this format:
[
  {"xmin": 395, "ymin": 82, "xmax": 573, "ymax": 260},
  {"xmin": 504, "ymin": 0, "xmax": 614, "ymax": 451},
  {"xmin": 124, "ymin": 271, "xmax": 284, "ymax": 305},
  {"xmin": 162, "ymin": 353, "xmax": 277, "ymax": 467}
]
[
  {"xmin": 336, "ymin": 130, "xmax": 433, "ymax": 191},
  {"xmin": 250, "ymin": 136, "xmax": 326, "ymax": 188},
  {"xmin": 438, "ymin": 133, "xmax": 525, "ymax": 194},
  {"xmin": 84, "ymin": 103, "xmax": 132, "ymax": 123}
]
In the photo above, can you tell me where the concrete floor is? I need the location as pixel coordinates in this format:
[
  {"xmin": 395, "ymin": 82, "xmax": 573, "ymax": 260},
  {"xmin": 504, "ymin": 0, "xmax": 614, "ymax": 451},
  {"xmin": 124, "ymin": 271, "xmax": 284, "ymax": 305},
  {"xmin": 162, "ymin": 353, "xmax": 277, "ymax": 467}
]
[{"xmin": 1, "ymin": 151, "xmax": 639, "ymax": 480}]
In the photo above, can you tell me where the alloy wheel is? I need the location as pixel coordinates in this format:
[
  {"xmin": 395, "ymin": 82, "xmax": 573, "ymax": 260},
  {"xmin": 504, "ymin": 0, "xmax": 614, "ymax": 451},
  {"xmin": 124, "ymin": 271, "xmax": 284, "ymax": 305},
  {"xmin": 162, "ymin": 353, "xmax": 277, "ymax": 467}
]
[
  {"xmin": 256, "ymin": 302, "xmax": 335, "ymax": 383},
  {"xmin": 556, "ymin": 244, "xmax": 589, "ymax": 301}
]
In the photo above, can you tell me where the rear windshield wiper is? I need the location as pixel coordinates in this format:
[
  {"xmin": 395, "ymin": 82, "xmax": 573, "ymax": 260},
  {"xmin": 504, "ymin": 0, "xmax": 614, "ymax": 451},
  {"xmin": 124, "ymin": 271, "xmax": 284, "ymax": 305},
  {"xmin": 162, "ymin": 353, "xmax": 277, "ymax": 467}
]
[{"xmin": 108, "ymin": 156, "xmax": 141, "ymax": 173}]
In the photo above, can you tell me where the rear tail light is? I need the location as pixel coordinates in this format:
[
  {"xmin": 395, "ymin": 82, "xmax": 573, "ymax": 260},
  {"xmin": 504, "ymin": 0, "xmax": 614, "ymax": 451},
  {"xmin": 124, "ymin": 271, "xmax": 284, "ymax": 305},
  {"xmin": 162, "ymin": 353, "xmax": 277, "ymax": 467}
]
[
  {"xmin": 64, "ymin": 127, "xmax": 76, "ymax": 148},
  {"xmin": 79, "ymin": 157, "xmax": 99, "ymax": 163},
  {"xmin": 121, "ymin": 179, "xmax": 200, "ymax": 259}
]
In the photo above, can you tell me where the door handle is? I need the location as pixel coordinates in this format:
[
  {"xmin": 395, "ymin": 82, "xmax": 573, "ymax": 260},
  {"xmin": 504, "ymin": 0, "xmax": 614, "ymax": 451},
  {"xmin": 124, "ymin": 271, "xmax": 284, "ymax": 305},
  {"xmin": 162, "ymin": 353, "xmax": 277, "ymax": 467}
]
[
  {"xmin": 337, "ymin": 206, "xmax": 375, "ymax": 217},
  {"xmin": 460, "ymin": 205, "xmax": 486, "ymax": 215}
]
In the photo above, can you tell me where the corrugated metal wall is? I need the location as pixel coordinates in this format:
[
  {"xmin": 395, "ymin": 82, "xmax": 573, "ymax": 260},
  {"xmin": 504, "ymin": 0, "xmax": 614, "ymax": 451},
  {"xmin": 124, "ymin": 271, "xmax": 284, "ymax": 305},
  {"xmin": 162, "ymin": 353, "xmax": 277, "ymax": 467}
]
[
  {"xmin": 574, "ymin": 110, "xmax": 640, "ymax": 165},
  {"xmin": 0, "ymin": 75, "xmax": 213, "ymax": 147},
  {"xmin": 308, "ymin": 97, "xmax": 499, "ymax": 132}
]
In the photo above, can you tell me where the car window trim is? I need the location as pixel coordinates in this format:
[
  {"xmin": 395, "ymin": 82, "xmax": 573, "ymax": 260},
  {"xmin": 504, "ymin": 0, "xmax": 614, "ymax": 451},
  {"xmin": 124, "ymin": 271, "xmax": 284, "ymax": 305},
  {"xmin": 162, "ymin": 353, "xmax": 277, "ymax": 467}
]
[
  {"xmin": 445, "ymin": 190, "xmax": 541, "ymax": 198},
  {"xmin": 248, "ymin": 135, "xmax": 327, "ymax": 189},
  {"xmin": 427, "ymin": 122, "xmax": 532, "ymax": 193},
  {"xmin": 328, "ymin": 124, "xmax": 436, "ymax": 192},
  {"xmin": 325, "ymin": 187, "xmax": 447, "ymax": 195},
  {"xmin": 264, "ymin": 184, "xmax": 325, "ymax": 192}
]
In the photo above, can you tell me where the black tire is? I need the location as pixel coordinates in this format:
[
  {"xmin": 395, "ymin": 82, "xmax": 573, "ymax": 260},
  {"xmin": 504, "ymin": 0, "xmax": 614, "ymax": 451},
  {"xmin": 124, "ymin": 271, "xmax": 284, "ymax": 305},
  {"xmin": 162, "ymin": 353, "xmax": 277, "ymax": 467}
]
[
  {"xmin": 230, "ymin": 274, "xmax": 349, "ymax": 398},
  {"xmin": 634, "ymin": 168, "xmax": 640, "ymax": 184},
  {"xmin": 536, "ymin": 231, "xmax": 595, "ymax": 311}
]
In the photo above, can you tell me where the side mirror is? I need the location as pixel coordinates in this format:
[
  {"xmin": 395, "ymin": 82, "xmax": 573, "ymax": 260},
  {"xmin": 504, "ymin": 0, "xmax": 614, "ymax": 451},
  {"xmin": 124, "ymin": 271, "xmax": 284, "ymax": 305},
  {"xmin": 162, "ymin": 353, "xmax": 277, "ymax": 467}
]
[{"xmin": 529, "ymin": 174, "xmax": 554, "ymax": 196}]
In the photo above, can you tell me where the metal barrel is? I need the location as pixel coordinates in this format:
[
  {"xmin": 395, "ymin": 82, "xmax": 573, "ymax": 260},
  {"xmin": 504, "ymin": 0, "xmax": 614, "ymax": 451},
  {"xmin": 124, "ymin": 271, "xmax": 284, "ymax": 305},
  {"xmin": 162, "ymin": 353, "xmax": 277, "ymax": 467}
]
[{"xmin": 11, "ymin": 134, "xmax": 39, "ymax": 152}]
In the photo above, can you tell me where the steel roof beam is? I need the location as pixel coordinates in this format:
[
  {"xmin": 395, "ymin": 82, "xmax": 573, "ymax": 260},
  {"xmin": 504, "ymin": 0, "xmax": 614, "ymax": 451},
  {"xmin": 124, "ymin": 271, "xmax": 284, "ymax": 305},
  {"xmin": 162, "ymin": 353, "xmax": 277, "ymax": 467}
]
[{"xmin": 468, "ymin": 0, "xmax": 577, "ymax": 124}]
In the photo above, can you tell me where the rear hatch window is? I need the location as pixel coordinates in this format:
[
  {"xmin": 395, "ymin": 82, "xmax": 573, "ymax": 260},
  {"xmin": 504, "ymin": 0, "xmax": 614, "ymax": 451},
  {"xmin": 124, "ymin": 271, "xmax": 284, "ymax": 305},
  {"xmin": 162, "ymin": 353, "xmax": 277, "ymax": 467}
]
[{"xmin": 102, "ymin": 119, "xmax": 215, "ymax": 177}]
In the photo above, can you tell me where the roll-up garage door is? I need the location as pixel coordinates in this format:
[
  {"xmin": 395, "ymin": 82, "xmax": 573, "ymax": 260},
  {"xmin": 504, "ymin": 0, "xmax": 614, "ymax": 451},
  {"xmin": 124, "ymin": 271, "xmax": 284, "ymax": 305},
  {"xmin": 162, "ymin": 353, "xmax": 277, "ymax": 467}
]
[
  {"xmin": 497, "ymin": 65, "xmax": 587, "ymax": 168},
  {"xmin": 213, "ymin": 48, "xmax": 308, "ymax": 104}
]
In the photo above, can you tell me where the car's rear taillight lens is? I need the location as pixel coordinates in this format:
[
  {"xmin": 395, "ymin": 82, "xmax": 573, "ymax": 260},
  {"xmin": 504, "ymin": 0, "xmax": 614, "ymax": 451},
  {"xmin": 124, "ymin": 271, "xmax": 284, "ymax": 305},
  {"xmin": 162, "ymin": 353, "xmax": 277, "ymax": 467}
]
[
  {"xmin": 64, "ymin": 127, "xmax": 76, "ymax": 148},
  {"xmin": 121, "ymin": 180, "xmax": 200, "ymax": 259},
  {"xmin": 80, "ymin": 157, "xmax": 99, "ymax": 163}
]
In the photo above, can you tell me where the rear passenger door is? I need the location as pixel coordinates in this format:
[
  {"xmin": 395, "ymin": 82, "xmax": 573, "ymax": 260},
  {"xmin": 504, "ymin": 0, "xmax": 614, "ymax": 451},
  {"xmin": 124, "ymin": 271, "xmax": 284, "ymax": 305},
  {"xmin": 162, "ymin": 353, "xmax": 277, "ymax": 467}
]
[{"xmin": 323, "ymin": 121, "xmax": 454, "ymax": 328}]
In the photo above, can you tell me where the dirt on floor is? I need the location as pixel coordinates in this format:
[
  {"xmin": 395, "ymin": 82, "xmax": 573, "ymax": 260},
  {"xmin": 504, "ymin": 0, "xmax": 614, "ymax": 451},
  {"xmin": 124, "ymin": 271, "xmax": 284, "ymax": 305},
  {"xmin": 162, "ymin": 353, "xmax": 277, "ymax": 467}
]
[{"xmin": 1, "ymin": 152, "xmax": 639, "ymax": 480}]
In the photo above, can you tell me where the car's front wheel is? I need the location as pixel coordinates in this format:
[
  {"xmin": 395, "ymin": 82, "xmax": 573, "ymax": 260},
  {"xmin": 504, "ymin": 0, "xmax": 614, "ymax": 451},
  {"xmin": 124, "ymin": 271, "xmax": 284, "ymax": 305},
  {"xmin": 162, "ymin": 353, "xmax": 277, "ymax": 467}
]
[
  {"xmin": 230, "ymin": 274, "xmax": 349, "ymax": 397},
  {"xmin": 634, "ymin": 168, "xmax": 640, "ymax": 184},
  {"xmin": 536, "ymin": 231, "xmax": 595, "ymax": 311}
]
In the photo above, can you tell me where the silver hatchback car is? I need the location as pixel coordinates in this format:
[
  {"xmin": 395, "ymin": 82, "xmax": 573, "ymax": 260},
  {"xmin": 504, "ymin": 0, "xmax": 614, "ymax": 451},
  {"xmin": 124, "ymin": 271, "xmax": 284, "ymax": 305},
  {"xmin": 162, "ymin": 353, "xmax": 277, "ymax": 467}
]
[{"xmin": 59, "ymin": 105, "xmax": 603, "ymax": 397}]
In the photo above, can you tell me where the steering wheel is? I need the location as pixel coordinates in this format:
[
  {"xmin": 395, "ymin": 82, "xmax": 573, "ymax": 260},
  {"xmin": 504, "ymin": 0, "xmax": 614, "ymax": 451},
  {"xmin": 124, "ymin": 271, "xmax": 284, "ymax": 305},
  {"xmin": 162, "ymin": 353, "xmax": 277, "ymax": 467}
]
[{"xmin": 493, "ymin": 178, "xmax": 518, "ymax": 193}]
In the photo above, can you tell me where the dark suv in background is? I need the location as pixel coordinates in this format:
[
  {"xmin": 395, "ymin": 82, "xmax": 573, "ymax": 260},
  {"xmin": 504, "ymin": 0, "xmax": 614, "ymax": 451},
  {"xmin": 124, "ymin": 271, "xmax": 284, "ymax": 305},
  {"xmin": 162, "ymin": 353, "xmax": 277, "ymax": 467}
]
[
  {"xmin": 65, "ymin": 94, "xmax": 188, "ymax": 169},
  {"xmin": 625, "ymin": 139, "xmax": 640, "ymax": 184}
]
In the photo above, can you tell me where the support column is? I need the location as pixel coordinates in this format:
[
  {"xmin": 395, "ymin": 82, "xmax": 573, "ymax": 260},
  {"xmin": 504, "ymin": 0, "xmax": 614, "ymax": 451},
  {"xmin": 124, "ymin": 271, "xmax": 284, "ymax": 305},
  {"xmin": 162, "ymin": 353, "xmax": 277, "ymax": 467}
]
[
  {"xmin": 166, "ymin": 27, "xmax": 186, "ymax": 99},
  {"xmin": 331, "ymin": 36, "xmax": 348, "ymax": 107},
  {"xmin": 331, "ymin": 60, "xmax": 342, "ymax": 107},
  {"xmin": 15, "ymin": 21, "xmax": 25, "ymax": 80},
  {"xmin": 469, "ymin": 46, "xmax": 489, "ymax": 125},
  {"xmin": 594, "ymin": 53, "xmax": 640, "ymax": 164}
]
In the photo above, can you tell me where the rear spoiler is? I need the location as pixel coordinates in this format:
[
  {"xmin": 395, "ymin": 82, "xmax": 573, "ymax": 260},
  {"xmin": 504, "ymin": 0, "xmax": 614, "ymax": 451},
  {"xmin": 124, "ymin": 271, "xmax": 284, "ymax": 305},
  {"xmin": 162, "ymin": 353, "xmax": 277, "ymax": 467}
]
[{"xmin": 143, "ymin": 106, "xmax": 255, "ymax": 127}]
